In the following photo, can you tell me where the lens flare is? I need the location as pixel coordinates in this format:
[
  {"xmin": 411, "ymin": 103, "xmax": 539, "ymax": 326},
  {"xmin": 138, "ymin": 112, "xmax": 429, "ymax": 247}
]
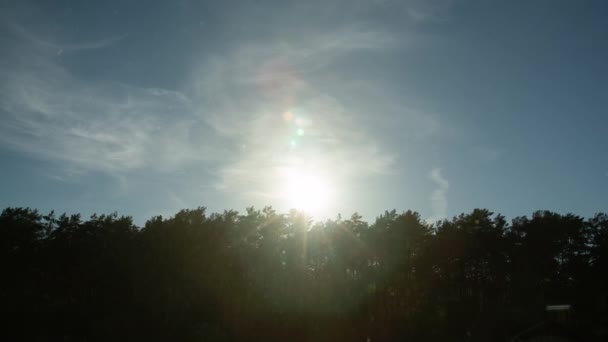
[{"xmin": 282, "ymin": 111, "xmax": 293, "ymax": 122}]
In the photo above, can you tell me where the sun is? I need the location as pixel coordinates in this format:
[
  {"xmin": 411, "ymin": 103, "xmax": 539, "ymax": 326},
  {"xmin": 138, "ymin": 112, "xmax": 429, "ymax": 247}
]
[{"xmin": 280, "ymin": 166, "xmax": 334, "ymax": 216}]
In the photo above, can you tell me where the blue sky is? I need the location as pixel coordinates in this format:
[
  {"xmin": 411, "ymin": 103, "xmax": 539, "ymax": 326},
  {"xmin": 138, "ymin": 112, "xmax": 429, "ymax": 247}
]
[{"xmin": 1, "ymin": 0, "xmax": 607, "ymax": 224}]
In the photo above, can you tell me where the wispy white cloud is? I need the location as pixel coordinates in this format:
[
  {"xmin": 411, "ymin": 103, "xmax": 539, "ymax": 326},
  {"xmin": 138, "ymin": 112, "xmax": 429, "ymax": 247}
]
[
  {"xmin": 406, "ymin": 4, "xmax": 452, "ymax": 23},
  {"xmin": 0, "ymin": 17, "xmax": 401, "ymax": 190},
  {"xmin": 184, "ymin": 27, "xmax": 404, "ymax": 210},
  {"xmin": 429, "ymin": 167, "xmax": 449, "ymax": 221},
  {"xmin": 0, "ymin": 30, "xmax": 204, "ymax": 174},
  {"xmin": 6, "ymin": 20, "xmax": 125, "ymax": 54},
  {"xmin": 471, "ymin": 146, "xmax": 501, "ymax": 162},
  {"xmin": 0, "ymin": 2, "xmax": 447, "ymax": 216}
]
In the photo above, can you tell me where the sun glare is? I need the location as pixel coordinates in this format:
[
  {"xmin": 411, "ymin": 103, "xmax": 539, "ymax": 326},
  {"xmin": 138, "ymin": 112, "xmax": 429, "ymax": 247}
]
[{"xmin": 280, "ymin": 166, "xmax": 333, "ymax": 216}]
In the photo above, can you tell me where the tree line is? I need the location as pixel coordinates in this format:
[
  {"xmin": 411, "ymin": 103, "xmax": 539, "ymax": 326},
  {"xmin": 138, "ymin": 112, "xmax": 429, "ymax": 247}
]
[{"xmin": 1, "ymin": 206, "xmax": 607, "ymax": 341}]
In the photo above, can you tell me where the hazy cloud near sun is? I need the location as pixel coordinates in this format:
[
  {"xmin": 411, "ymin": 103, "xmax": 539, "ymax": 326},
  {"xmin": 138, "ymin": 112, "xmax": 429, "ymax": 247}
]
[
  {"xmin": 0, "ymin": 1, "xmax": 448, "ymax": 214},
  {"xmin": 188, "ymin": 27, "xmax": 404, "ymax": 200},
  {"xmin": 0, "ymin": 19, "xmax": 399, "ymax": 180}
]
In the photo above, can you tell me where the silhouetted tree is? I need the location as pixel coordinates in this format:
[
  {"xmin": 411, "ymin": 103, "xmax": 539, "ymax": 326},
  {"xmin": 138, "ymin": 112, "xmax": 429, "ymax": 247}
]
[{"xmin": 1, "ymin": 206, "xmax": 606, "ymax": 341}]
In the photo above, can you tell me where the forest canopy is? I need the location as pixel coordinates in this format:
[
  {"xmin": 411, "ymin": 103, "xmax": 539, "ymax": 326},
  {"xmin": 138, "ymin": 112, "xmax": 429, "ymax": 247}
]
[{"xmin": 2, "ymin": 206, "xmax": 607, "ymax": 341}]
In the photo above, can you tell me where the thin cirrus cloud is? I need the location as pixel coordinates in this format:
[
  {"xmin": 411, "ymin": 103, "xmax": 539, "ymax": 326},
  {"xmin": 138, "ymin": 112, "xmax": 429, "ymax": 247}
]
[
  {"xmin": 187, "ymin": 27, "xmax": 402, "ymax": 205},
  {"xmin": 429, "ymin": 167, "xmax": 449, "ymax": 221},
  {"xmin": 0, "ymin": 24, "xmax": 203, "ymax": 175},
  {"xmin": 8, "ymin": 21, "xmax": 126, "ymax": 53},
  {"xmin": 0, "ymin": 5, "xmax": 444, "ymax": 216}
]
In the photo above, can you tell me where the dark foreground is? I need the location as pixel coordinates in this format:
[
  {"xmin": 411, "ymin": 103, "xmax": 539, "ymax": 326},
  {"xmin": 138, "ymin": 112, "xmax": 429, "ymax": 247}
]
[{"xmin": 1, "ymin": 207, "xmax": 607, "ymax": 341}]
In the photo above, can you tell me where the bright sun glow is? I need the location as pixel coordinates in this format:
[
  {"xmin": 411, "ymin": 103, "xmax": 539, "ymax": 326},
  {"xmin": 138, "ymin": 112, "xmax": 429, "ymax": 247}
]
[{"xmin": 280, "ymin": 166, "xmax": 333, "ymax": 216}]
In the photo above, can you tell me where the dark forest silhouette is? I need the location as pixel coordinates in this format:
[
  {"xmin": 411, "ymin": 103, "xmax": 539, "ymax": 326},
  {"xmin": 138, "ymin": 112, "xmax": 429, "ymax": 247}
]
[{"xmin": 1, "ymin": 206, "xmax": 607, "ymax": 341}]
